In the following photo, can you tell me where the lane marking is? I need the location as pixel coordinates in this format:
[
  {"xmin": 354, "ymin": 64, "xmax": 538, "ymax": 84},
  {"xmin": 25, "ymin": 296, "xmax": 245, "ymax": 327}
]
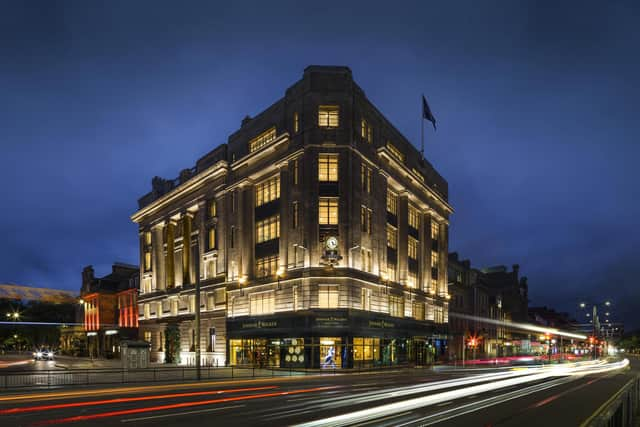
[
  {"xmin": 120, "ymin": 404, "xmax": 244, "ymax": 422},
  {"xmin": 578, "ymin": 375, "xmax": 637, "ymax": 427}
]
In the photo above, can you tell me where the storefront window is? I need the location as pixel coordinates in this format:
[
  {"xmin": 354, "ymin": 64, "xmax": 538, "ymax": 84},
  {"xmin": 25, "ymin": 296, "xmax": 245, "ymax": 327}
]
[
  {"xmin": 353, "ymin": 337, "xmax": 381, "ymax": 364},
  {"xmin": 320, "ymin": 337, "xmax": 342, "ymax": 368}
]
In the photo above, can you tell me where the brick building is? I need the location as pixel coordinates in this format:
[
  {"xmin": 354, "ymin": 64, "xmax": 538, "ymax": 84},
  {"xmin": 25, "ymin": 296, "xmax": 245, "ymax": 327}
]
[{"xmin": 132, "ymin": 66, "xmax": 453, "ymax": 367}]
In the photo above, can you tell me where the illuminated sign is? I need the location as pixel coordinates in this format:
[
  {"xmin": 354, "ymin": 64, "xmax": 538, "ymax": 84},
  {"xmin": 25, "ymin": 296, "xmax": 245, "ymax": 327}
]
[{"xmin": 241, "ymin": 320, "xmax": 277, "ymax": 329}]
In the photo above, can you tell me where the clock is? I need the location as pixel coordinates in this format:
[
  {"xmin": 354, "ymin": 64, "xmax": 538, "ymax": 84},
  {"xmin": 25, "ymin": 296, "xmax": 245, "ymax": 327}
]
[{"xmin": 325, "ymin": 236, "xmax": 339, "ymax": 250}]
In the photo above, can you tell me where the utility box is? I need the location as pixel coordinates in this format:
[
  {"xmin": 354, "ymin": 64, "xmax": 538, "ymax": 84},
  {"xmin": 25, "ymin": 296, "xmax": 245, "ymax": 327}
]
[{"xmin": 120, "ymin": 340, "xmax": 150, "ymax": 369}]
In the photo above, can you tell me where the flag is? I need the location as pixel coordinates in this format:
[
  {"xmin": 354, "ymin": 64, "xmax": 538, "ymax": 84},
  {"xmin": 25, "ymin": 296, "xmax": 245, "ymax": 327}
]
[{"xmin": 422, "ymin": 95, "xmax": 436, "ymax": 130}]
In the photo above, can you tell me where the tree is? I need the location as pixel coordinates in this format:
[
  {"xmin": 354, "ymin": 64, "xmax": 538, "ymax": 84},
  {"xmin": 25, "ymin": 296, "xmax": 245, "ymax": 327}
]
[{"xmin": 164, "ymin": 324, "xmax": 181, "ymax": 364}]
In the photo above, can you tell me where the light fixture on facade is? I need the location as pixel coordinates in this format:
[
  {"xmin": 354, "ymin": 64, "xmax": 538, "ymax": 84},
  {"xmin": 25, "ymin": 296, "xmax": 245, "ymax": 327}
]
[
  {"xmin": 87, "ymin": 332, "xmax": 97, "ymax": 337},
  {"xmin": 105, "ymin": 330, "xmax": 118, "ymax": 335}
]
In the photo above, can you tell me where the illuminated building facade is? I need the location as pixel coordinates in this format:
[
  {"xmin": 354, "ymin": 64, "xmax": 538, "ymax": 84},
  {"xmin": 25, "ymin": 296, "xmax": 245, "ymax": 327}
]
[
  {"xmin": 132, "ymin": 66, "xmax": 453, "ymax": 367},
  {"xmin": 80, "ymin": 263, "xmax": 139, "ymax": 358}
]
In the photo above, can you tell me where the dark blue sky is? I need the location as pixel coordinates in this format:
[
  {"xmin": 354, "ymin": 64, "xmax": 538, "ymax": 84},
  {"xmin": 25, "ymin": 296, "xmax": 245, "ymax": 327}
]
[{"xmin": 1, "ymin": 1, "xmax": 639, "ymax": 327}]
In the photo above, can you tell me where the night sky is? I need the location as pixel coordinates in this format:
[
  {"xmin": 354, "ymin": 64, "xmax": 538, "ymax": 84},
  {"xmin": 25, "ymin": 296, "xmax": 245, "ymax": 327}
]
[{"xmin": 1, "ymin": 1, "xmax": 639, "ymax": 328}]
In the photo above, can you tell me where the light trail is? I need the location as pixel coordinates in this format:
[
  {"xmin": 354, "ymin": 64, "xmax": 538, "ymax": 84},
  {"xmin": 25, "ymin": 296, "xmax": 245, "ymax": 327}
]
[
  {"xmin": 0, "ymin": 386, "xmax": 278, "ymax": 415},
  {"xmin": 449, "ymin": 312, "xmax": 587, "ymax": 339},
  {"xmin": 295, "ymin": 359, "xmax": 629, "ymax": 427}
]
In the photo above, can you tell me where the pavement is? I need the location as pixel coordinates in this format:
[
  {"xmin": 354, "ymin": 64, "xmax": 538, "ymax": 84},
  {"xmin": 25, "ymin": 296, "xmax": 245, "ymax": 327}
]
[{"xmin": 0, "ymin": 357, "xmax": 636, "ymax": 426}]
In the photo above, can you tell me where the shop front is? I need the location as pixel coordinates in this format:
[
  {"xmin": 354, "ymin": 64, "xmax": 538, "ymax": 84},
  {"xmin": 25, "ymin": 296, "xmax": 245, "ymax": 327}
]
[{"xmin": 226, "ymin": 310, "xmax": 447, "ymax": 368}]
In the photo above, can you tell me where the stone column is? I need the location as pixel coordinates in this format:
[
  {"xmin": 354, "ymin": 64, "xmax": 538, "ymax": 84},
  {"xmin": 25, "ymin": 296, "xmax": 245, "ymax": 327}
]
[
  {"xmin": 183, "ymin": 212, "xmax": 193, "ymax": 286},
  {"xmin": 439, "ymin": 223, "xmax": 449, "ymax": 297},
  {"xmin": 166, "ymin": 220, "xmax": 176, "ymax": 289},
  {"xmin": 397, "ymin": 191, "xmax": 409, "ymax": 286},
  {"xmin": 197, "ymin": 201, "xmax": 207, "ymax": 281},
  {"xmin": 152, "ymin": 222, "xmax": 166, "ymax": 291},
  {"xmin": 424, "ymin": 213, "xmax": 434, "ymax": 294}
]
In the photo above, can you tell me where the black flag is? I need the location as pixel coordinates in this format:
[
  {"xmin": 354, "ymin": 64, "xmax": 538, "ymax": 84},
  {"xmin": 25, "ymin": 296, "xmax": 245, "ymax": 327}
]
[{"xmin": 422, "ymin": 95, "xmax": 436, "ymax": 130}]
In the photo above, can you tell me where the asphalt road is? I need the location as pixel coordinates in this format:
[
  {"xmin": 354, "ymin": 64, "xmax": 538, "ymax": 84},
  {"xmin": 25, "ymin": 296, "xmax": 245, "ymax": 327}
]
[{"xmin": 0, "ymin": 359, "xmax": 636, "ymax": 427}]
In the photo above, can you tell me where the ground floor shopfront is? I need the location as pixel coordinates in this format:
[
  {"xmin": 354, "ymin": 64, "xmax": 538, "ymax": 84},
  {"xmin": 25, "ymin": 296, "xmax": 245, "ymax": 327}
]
[{"xmin": 226, "ymin": 310, "xmax": 448, "ymax": 368}]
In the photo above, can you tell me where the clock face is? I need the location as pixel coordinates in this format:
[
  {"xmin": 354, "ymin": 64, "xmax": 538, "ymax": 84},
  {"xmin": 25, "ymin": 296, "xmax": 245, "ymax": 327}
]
[{"xmin": 326, "ymin": 236, "xmax": 338, "ymax": 250}]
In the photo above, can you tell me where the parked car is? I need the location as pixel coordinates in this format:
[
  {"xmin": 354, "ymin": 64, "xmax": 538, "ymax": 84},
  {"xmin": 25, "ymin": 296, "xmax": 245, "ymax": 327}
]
[{"xmin": 33, "ymin": 348, "xmax": 54, "ymax": 361}]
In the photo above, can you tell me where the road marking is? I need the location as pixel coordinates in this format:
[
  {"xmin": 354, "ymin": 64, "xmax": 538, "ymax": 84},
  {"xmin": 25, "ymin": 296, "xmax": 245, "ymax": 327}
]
[
  {"xmin": 436, "ymin": 401, "xmax": 453, "ymax": 406},
  {"xmin": 578, "ymin": 376, "xmax": 636, "ymax": 427},
  {"xmin": 120, "ymin": 404, "xmax": 245, "ymax": 422}
]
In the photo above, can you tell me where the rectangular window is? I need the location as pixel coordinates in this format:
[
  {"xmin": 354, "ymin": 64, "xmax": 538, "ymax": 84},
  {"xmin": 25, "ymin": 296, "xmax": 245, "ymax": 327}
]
[
  {"xmin": 407, "ymin": 271, "xmax": 417, "ymax": 289},
  {"xmin": 318, "ymin": 154, "xmax": 339, "ymax": 182},
  {"xmin": 431, "ymin": 221, "xmax": 440, "ymax": 240},
  {"xmin": 256, "ymin": 215, "xmax": 280, "ymax": 243},
  {"xmin": 144, "ymin": 251, "xmax": 152, "ymax": 271},
  {"xmin": 207, "ymin": 227, "xmax": 217, "ymax": 251},
  {"xmin": 413, "ymin": 302, "xmax": 425, "ymax": 320},
  {"xmin": 144, "ymin": 231, "xmax": 152, "ymax": 246},
  {"xmin": 360, "ymin": 164, "xmax": 372, "ymax": 193},
  {"xmin": 292, "ymin": 202, "xmax": 299, "ymax": 229},
  {"xmin": 293, "ymin": 159, "xmax": 299, "ymax": 186},
  {"xmin": 408, "ymin": 205, "xmax": 420, "ymax": 229},
  {"xmin": 360, "ymin": 206, "xmax": 372, "ymax": 234},
  {"xmin": 408, "ymin": 236, "xmax": 419, "ymax": 260},
  {"xmin": 387, "ymin": 191, "xmax": 397, "ymax": 215},
  {"xmin": 387, "ymin": 263, "xmax": 396, "ymax": 282},
  {"xmin": 361, "ymin": 288, "xmax": 371, "ymax": 311},
  {"xmin": 250, "ymin": 291, "xmax": 275, "ymax": 315},
  {"xmin": 360, "ymin": 119, "xmax": 372, "ymax": 143},
  {"xmin": 319, "ymin": 198, "xmax": 339, "ymax": 225},
  {"xmin": 293, "ymin": 286, "xmax": 299, "ymax": 311},
  {"xmin": 389, "ymin": 295, "xmax": 404, "ymax": 317},
  {"xmin": 318, "ymin": 285, "xmax": 339, "ymax": 308},
  {"xmin": 208, "ymin": 199, "xmax": 217, "ymax": 218},
  {"xmin": 255, "ymin": 255, "xmax": 279, "ymax": 278},
  {"xmin": 249, "ymin": 127, "xmax": 277, "ymax": 153},
  {"xmin": 231, "ymin": 191, "xmax": 236, "ymax": 212},
  {"xmin": 412, "ymin": 168, "xmax": 425, "ymax": 183},
  {"xmin": 230, "ymin": 226, "xmax": 235, "ymax": 249},
  {"xmin": 431, "ymin": 251, "xmax": 439, "ymax": 280},
  {"xmin": 386, "ymin": 224, "xmax": 397, "ymax": 249},
  {"xmin": 318, "ymin": 105, "xmax": 339, "ymax": 128},
  {"xmin": 255, "ymin": 175, "xmax": 281, "ymax": 207},
  {"xmin": 293, "ymin": 112, "xmax": 300, "ymax": 133},
  {"xmin": 386, "ymin": 141, "xmax": 405, "ymax": 162},
  {"xmin": 361, "ymin": 249, "xmax": 372, "ymax": 272}
]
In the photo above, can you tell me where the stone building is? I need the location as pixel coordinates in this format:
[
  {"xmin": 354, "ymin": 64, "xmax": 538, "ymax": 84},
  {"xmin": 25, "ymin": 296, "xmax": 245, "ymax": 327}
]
[{"xmin": 132, "ymin": 66, "xmax": 453, "ymax": 367}]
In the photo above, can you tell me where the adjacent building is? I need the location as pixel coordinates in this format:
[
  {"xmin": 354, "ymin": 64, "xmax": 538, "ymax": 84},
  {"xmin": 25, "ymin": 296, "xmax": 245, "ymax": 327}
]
[{"xmin": 132, "ymin": 66, "xmax": 453, "ymax": 368}]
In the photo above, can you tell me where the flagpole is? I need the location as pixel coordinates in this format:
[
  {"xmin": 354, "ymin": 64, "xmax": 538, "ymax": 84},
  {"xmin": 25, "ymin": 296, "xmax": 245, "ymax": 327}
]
[{"xmin": 421, "ymin": 94, "xmax": 424, "ymax": 158}]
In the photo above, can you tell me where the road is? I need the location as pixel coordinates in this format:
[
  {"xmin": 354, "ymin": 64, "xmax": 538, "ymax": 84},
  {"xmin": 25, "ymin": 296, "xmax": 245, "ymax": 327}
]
[{"xmin": 0, "ymin": 358, "xmax": 635, "ymax": 426}]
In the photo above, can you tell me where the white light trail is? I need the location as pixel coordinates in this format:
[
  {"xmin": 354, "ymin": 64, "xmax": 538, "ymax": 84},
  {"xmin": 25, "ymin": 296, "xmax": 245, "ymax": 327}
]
[{"xmin": 449, "ymin": 312, "xmax": 587, "ymax": 339}]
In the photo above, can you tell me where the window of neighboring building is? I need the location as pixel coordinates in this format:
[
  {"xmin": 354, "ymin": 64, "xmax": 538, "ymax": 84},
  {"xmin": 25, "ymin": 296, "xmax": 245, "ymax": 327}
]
[
  {"xmin": 318, "ymin": 105, "xmax": 339, "ymax": 128},
  {"xmin": 256, "ymin": 215, "xmax": 280, "ymax": 243},
  {"xmin": 293, "ymin": 111, "xmax": 300, "ymax": 133},
  {"xmin": 249, "ymin": 127, "xmax": 277, "ymax": 153},
  {"xmin": 431, "ymin": 221, "xmax": 440, "ymax": 240},
  {"xmin": 413, "ymin": 302, "xmax": 425, "ymax": 320},
  {"xmin": 386, "ymin": 224, "xmax": 397, "ymax": 249},
  {"xmin": 360, "ymin": 206, "xmax": 372, "ymax": 234},
  {"xmin": 360, "ymin": 249, "xmax": 373, "ymax": 272},
  {"xmin": 387, "ymin": 263, "xmax": 396, "ymax": 282},
  {"xmin": 292, "ymin": 202, "xmax": 299, "ymax": 229},
  {"xmin": 144, "ymin": 250, "xmax": 152, "ymax": 272},
  {"xmin": 387, "ymin": 191, "xmax": 397, "ymax": 215},
  {"xmin": 256, "ymin": 255, "xmax": 279, "ymax": 278},
  {"xmin": 319, "ymin": 197, "xmax": 339, "ymax": 225},
  {"xmin": 208, "ymin": 199, "xmax": 217, "ymax": 218},
  {"xmin": 318, "ymin": 285, "xmax": 339, "ymax": 308},
  {"xmin": 207, "ymin": 227, "xmax": 216, "ymax": 251},
  {"xmin": 360, "ymin": 164, "xmax": 372, "ymax": 193},
  {"xmin": 408, "ymin": 205, "xmax": 420, "ymax": 229},
  {"xmin": 386, "ymin": 141, "xmax": 405, "ymax": 162},
  {"xmin": 250, "ymin": 291, "xmax": 275, "ymax": 315},
  {"xmin": 361, "ymin": 288, "xmax": 371, "ymax": 311},
  {"xmin": 361, "ymin": 119, "xmax": 372, "ymax": 143},
  {"xmin": 255, "ymin": 175, "xmax": 280, "ymax": 207},
  {"xmin": 408, "ymin": 236, "xmax": 419, "ymax": 260},
  {"xmin": 318, "ymin": 154, "xmax": 339, "ymax": 182},
  {"xmin": 389, "ymin": 295, "xmax": 404, "ymax": 317}
]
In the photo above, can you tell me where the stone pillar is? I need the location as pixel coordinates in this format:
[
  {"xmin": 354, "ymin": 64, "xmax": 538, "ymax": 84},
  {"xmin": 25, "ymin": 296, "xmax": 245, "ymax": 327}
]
[
  {"xmin": 397, "ymin": 192, "xmax": 409, "ymax": 286},
  {"xmin": 424, "ymin": 213, "xmax": 434, "ymax": 294},
  {"xmin": 183, "ymin": 212, "xmax": 193, "ymax": 286},
  {"xmin": 197, "ymin": 201, "xmax": 207, "ymax": 281},
  {"xmin": 152, "ymin": 222, "xmax": 166, "ymax": 291},
  {"xmin": 439, "ymin": 223, "xmax": 449, "ymax": 297},
  {"xmin": 166, "ymin": 220, "xmax": 176, "ymax": 289}
]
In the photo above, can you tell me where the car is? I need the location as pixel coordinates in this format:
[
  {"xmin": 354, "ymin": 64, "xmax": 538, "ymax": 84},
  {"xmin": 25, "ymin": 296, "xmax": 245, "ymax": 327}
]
[{"xmin": 33, "ymin": 349, "xmax": 54, "ymax": 361}]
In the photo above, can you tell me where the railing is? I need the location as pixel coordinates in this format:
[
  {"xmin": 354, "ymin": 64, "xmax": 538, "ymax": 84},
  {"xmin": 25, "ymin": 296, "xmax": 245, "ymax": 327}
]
[
  {"xmin": 583, "ymin": 375, "xmax": 640, "ymax": 427},
  {"xmin": 0, "ymin": 363, "xmax": 421, "ymax": 390}
]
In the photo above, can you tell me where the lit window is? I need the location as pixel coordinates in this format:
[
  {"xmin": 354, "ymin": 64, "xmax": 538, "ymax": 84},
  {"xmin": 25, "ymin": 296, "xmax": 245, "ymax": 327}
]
[
  {"xmin": 319, "ymin": 198, "xmax": 339, "ymax": 225},
  {"xmin": 256, "ymin": 255, "xmax": 279, "ymax": 278},
  {"xmin": 361, "ymin": 288, "xmax": 371, "ymax": 311},
  {"xmin": 407, "ymin": 271, "xmax": 417, "ymax": 288},
  {"xmin": 387, "ymin": 263, "xmax": 396, "ymax": 282},
  {"xmin": 360, "ymin": 119, "xmax": 372, "ymax": 143},
  {"xmin": 387, "ymin": 191, "xmax": 397, "ymax": 215},
  {"xmin": 255, "ymin": 175, "xmax": 280, "ymax": 207},
  {"xmin": 431, "ymin": 251, "xmax": 439, "ymax": 280},
  {"xmin": 408, "ymin": 237, "xmax": 419, "ymax": 260},
  {"xmin": 386, "ymin": 141, "xmax": 405, "ymax": 162},
  {"xmin": 386, "ymin": 224, "xmax": 397, "ymax": 249},
  {"xmin": 249, "ymin": 127, "xmax": 277, "ymax": 153},
  {"xmin": 207, "ymin": 227, "xmax": 217, "ymax": 251},
  {"xmin": 250, "ymin": 291, "xmax": 275, "ymax": 315},
  {"xmin": 144, "ymin": 251, "xmax": 152, "ymax": 271},
  {"xmin": 293, "ymin": 112, "xmax": 300, "ymax": 133},
  {"xmin": 318, "ymin": 154, "xmax": 339, "ymax": 182},
  {"xmin": 434, "ymin": 305, "xmax": 444, "ymax": 323},
  {"xmin": 431, "ymin": 221, "xmax": 440, "ymax": 240},
  {"xmin": 208, "ymin": 199, "xmax": 217, "ymax": 218},
  {"xmin": 256, "ymin": 215, "xmax": 280, "ymax": 243},
  {"xmin": 319, "ymin": 285, "xmax": 339, "ymax": 308},
  {"xmin": 318, "ymin": 105, "xmax": 339, "ymax": 128},
  {"xmin": 389, "ymin": 295, "xmax": 404, "ymax": 317},
  {"xmin": 361, "ymin": 249, "xmax": 372, "ymax": 272},
  {"xmin": 360, "ymin": 164, "xmax": 372, "ymax": 193},
  {"xmin": 293, "ymin": 159, "xmax": 299, "ymax": 186},
  {"xmin": 408, "ymin": 205, "xmax": 420, "ymax": 229},
  {"xmin": 413, "ymin": 302, "xmax": 425, "ymax": 320},
  {"xmin": 144, "ymin": 231, "xmax": 152, "ymax": 246},
  {"xmin": 292, "ymin": 202, "xmax": 299, "ymax": 229},
  {"xmin": 360, "ymin": 206, "xmax": 372, "ymax": 234}
]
